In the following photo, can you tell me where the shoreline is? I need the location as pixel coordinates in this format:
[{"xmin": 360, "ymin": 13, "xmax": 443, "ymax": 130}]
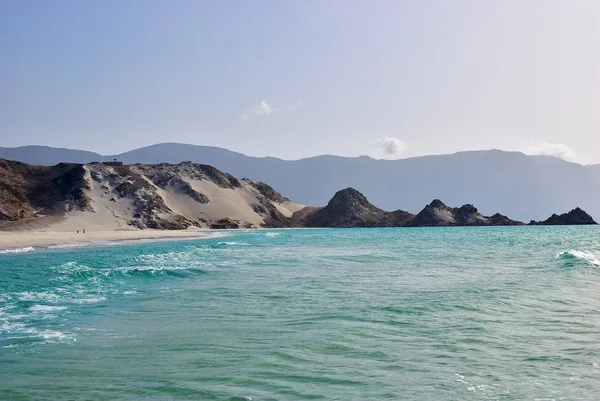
[{"xmin": 0, "ymin": 230, "xmax": 219, "ymax": 250}]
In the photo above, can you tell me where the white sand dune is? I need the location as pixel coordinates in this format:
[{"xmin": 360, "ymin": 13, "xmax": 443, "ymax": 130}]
[{"xmin": 34, "ymin": 163, "xmax": 303, "ymax": 233}]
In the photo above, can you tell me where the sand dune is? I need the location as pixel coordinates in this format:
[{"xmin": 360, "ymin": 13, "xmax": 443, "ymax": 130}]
[{"xmin": 0, "ymin": 161, "xmax": 303, "ymax": 234}]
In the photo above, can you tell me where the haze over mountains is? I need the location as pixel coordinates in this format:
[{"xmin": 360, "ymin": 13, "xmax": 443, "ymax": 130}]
[{"xmin": 1, "ymin": 143, "xmax": 599, "ymax": 221}]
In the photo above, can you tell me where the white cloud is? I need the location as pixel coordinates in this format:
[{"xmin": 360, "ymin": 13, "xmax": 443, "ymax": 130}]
[
  {"xmin": 240, "ymin": 98, "xmax": 302, "ymax": 121},
  {"xmin": 255, "ymin": 100, "xmax": 274, "ymax": 116},
  {"xmin": 371, "ymin": 137, "xmax": 407, "ymax": 159},
  {"xmin": 520, "ymin": 141, "xmax": 578, "ymax": 162}
]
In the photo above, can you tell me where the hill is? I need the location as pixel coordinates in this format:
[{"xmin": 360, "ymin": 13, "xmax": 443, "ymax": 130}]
[
  {"xmin": 0, "ymin": 159, "xmax": 303, "ymax": 231},
  {"xmin": 299, "ymin": 188, "xmax": 413, "ymax": 228}
]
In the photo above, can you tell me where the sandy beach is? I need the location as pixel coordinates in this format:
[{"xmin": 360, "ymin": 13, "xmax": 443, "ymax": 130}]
[{"xmin": 0, "ymin": 230, "xmax": 214, "ymax": 249}]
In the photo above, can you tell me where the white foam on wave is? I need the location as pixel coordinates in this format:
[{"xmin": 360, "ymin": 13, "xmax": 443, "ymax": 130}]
[
  {"xmin": 558, "ymin": 250, "xmax": 600, "ymax": 266},
  {"xmin": 1, "ymin": 306, "xmax": 76, "ymax": 345},
  {"xmin": 133, "ymin": 251, "xmax": 215, "ymax": 272},
  {"xmin": 206, "ymin": 232, "xmax": 231, "ymax": 239},
  {"xmin": 30, "ymin": 305, "xmax": 68, "ymax": 312},
  {"xmin": 72, "ymin": 295, "xmax": 107, "ymax": 304},
  {"xmin": 264, "ymin": 232, "xmax": 280, "ymax": 237},
  {"xmin": 48, "ymin": 242, "xmax": 93, "ymax": 249},
  {"xmin": 39, "ymin": 330, "xmax": 74, "ymax": 341},
  {"xmin": 115, "ymin": 265, "xmax": 193, "ymax": 274},
  {"xmin": 0, "ymin": 246, "xmax": 35, "ymax": 254},
  {"xmin": 217, "ymin": 241, "xmax": 250, "ymax": 246},
  {"xmin": 17, "ymin": 291, "xmax": 61, "ymax": 302},
  {"xmin": 11, "ymin": 288, "xmax": 105, "ymax": 306},
  {"xmin": 1, "ymin": 320, "xmax": 26, "ymax": 333},
  {"xmin": 51, "ymin": 260, "xmax": 91, "ymax": 274}
]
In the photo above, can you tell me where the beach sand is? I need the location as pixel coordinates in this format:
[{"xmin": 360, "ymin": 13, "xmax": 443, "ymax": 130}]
[{"xmin": 0, "ymin": 229, "xmax": 213, "ymax": 248}]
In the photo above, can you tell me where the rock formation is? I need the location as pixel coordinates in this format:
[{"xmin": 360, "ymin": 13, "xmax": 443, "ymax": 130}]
[
  {"xmin": 404, "ymin": 199, "xmax": 523, "ymax": 227},
  {"xmin": 300, "ymin": 188, "xmax": 414, "ymax": 228},
  {"xmin": 529, "ymin": 208, "xmax": 597, "ymax": 225}
]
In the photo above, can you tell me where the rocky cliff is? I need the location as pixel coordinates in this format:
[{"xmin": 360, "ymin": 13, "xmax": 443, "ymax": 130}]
[
  {"xmin": 529, "ymin": 208, "xmax": 597, "ymax": 225},
  {"xmin": 0, "ymin": 159, "xmax": 91, "ymax": 222}
]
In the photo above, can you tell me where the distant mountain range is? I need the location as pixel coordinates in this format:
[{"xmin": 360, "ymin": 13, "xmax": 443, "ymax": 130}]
[{"xmin": 1, "ymin": 143, "xmax": 599, "ymax": 221}]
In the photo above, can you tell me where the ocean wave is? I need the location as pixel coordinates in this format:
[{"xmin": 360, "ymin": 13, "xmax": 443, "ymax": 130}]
[
  {"xmin": 0, "ymin": 322, "xmax": 75, "ymax": 344},
  {"xmin": 30, "ymin": 305, "xmax": 68, "ymax": 312},
  {"xmin": 17, "ymin": 291, "xmax": 62, "ymax": 303},
  {"xmin": 51, "ymin": 258, "xmax": 208, "ymax": 284},
  {"xmin": 558, "ymin": 250, "xmax": 600, "ymax": 267},
  {"xmin": 48, "ymin": 242, "xmax": 93, "ymax": 249},
  {"xmin": 217, "ymin": 241, "xmax": 250, "ymax": 246},
  {"xmin": 0, "ymin": 308, "xmax": 75, "ymax": 345},
  {"xmin": 206, "ymin": 232, "xmax": 231, "ymax": 239},
  {"xmin": 0, "ymin": 246, "xmax": 35, "ymax": 254},
  {"xmin": 264, "ymin": 232, "xmax": 280, "ymax": 237},
  {"xmin": 2, "ymin": 241, "xmax": 222, "ymax": 349}
]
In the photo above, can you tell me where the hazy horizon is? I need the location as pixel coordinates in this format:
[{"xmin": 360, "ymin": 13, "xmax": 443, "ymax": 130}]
[
  {"xmin": 2, "ymin": 1, "xmax": 599, "ymax": 163},
  {"xmin": 3, "ymin": 141, "xmax": 599, "ymax": 166}
]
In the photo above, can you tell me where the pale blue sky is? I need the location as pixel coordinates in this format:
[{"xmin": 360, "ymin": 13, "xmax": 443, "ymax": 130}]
[{"xmin": 1, "ymin": 1, "xmax": 599, "ymax": 163}]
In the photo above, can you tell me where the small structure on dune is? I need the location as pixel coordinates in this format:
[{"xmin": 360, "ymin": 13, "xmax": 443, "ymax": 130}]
[{"xmin": 102, "ymin": 158, "xmax": 123, "ymax": 167}]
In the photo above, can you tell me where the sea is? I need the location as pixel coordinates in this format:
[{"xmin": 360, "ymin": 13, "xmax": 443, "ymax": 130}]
[{"xmin": 2, "ymin": 226, "xmax": 600, "ymax": 400}]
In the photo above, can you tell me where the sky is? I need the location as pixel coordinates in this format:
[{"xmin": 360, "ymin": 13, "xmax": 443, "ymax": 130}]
[{"xmin": 1, "ymin": 1, "xmax": 599, "ymax": 164}]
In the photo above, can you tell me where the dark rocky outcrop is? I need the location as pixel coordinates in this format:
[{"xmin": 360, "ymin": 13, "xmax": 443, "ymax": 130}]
[
  {"xmin": 302, "ymin": 188, "xmax": 414, "ymax": 228},
  {"xmin": 487, "ymin": 213, "xmax": 523, "ymax": 226},
  {"xmin": 529, "ymin": 208, "xmax": 597, "ymax": 225},
  {"xmin": 210, "ymin": 218, "xmax": 240, "ymax": 229},
  {"xmin": 300, "ymin": 189, "xmax": 524, "ymax": 228},
  {"xmin": 0, "ymin": 159, "xmax": 91, "ymax": 221},
  {"xmin": 248, "ymin": 181, "xmax": 290, "ymax": 204},
  {"xmin": 404, "ymin": 199, "xmax": 523, "ymax": 227}
]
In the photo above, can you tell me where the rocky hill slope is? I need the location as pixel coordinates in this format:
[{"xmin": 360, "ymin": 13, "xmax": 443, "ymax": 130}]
[
  {"xmin": 298, "ymin": 188, "xmax": 413, "ymax": 228},
  {"xmin": 297, "ymin": 188, "xmax": 596, "ymax": 228},
  {"xmin": 0, "ymin": 159, "xmax": 91, "ymax": 221},
  {"xmin": 530, "ymin": 208, "xmax": 597, "ymax": 225},
  {"xmin": 0, "ymin": 159, "xmax": 303, "ymax": 230},
  {"xmin": 404, "ymin": 199, "xmax": 524, "ymax": 227},
  {"xmin": 297, "ymin": 189, "xmax": 524, "ymax": 228}
]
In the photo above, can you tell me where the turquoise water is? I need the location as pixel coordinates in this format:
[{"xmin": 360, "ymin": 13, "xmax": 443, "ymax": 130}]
[{"xmin": 2, "ymin": 227, "xmax": 600, "ymax": 400}]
